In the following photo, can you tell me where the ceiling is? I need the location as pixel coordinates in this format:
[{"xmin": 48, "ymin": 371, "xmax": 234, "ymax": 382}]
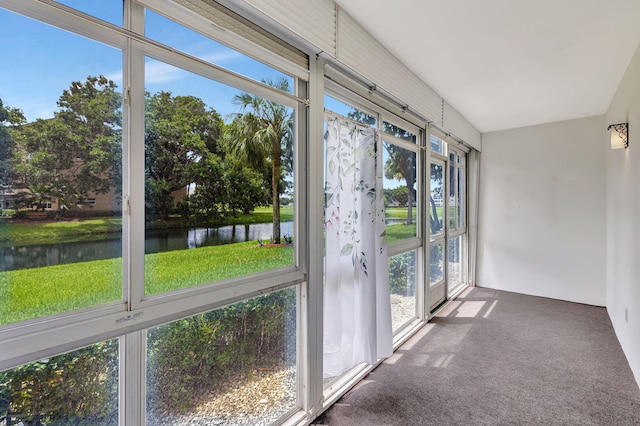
[{"xmin": 335, "ymin": 0, "xmax": 640, "ymax": 133}]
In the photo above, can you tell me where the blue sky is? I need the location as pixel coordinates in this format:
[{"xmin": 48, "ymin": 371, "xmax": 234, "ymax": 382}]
[
  {"xmin": 0, "ymin": 2, "xmax": 293, "ymax": 123},
  {"xmin": 0, "ymin": 2, "xmax": 401, "ymax": 189}
]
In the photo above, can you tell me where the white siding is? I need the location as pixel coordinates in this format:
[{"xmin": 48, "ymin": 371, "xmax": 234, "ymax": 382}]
[
  {"xmin": 240, "ymin": 0, "xmax": 336, "ymax": 56},
  {"xmin": 443, "ymin": 101, "xmax": 481, "ymax": 149}
]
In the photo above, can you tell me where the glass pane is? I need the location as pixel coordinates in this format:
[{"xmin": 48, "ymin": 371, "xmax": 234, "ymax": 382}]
[
  {"xmin": 458, "ymin": 167, "xmax": 466, "ymax": 228},
  {"xmin": 144, "ymin": 57, "xmax": 294, "ymax": 295},
  {"xmin": 382, "ymin": 121, "xmax": 417, "ymax": 143},
  {"xmin": 448, "ymin": 235, "xmax": 465, "ymax": 295},
  {"xmin": 145, "ymin": 10, "xmax": 294, "ymax": 94},
  {"xmin": 389, "ymin": 250, "xmax": 417, "ymax": 332},
  {"xmin": 430, "ymin": 135, "xmax": 444, "ymax": 154},
  {"xmin": 0, "ymin": 340, "xmax": 119, "ymax": 425},
  {"xmin": 55, "ymin": 0, "xmax": 123, "ymax": 26},
  {"xmin": 0, "ymin": 9, "xmax": 123, "ymax": 325},
  {"xmin": 146, "ymin": 287, "xmax": 297, "ymax": 425},
  {"xmin": 449, "ymin": 153, "xmax": 457, "ymax": 229},
  {"xmin": 430, "ymin": 242, "xmax": 444, "ymax": 287},
  {"xmin": 324, "ymin": 95, "xmax": 377, "ymax": 127},
  {"xmin": 429, "ymin": 162, "xmax": 444, "ymax": 235},
  {"xmin": 383, "ymin": 141, "xmax": 417, "ymax": 242}
]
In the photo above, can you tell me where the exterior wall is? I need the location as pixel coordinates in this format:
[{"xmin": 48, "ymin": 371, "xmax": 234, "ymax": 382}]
[
  {"xmin": 605, "ymin": 42, "xmax": 640, "ymax": 384},
  {"xmin": 477, "ymin": 116, "xmax": 607, "ymax": 306}
]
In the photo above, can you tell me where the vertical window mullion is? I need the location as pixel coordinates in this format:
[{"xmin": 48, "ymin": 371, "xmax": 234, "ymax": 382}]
[
  {"xmin": 123, "ymin": 2, "xmax": 147, "ymax": 425},
  {"xmin": 120, "ymin": 331, "xmax": 146, "ymax": 426},
  {"xmin": 127, "ymin": 8, "xmax": 146, "ymax": 311}
]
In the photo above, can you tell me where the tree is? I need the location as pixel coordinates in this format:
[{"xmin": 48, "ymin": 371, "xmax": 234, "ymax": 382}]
[
  {"xmin": 221, "ymin": 156, "xmax": 267, "ymax": 215},
  {"xmin": 222, "ymin": 78, "xmax": 293, "ymax": 244},
  {"xmin": 429, "ymin": 162, "xmax": 443, "ymax": 234},
  {"xmin": 11, "ymin": 76, "xmax": 122, "ymax": 212},
  {"xmin": 346, "ymin": 109, "xmax": 417, "ymax": 225},
  {"xmin": 382, "ymin": 125, "xmax": 416, "ymax": 225},
  {"xmin": 144, "ymin": 91, "xmax": 224, "ymax": 220},
  {"xmin": 0, "ymin": 99, "xmax": 20, "ymax": 210},
  {"xmin": 386, "ymin": 185, "xmax": 409, "ymax": 207}
]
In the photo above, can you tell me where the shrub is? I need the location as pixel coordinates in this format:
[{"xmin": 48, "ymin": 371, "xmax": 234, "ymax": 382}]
[
  {"xmin": 146, "ymin": 289, "xmax": 296, "ymax": 413},
  {"xmin": 389, "ymin": 251, "xmax": 415, "ymax": 296},
  {"xmin": 0, "ymin": 341, "xmax": 118, "ymax": 426}
]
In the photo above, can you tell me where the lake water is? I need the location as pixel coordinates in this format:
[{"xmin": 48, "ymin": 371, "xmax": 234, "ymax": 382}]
[{"xmin": 0, "ymin": 222, "xmax": 293, "ymax": 272}]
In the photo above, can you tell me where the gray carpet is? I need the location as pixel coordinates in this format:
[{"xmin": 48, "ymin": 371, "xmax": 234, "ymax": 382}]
[{"xmin": 314, "ymin": 287, "xmax": 640, "ymax": 425}]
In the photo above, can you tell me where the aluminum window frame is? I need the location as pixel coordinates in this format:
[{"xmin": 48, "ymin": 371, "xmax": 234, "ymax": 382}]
[{"xmin": 0, "ymin": 6, "xmax": 310, "ymax": 426}]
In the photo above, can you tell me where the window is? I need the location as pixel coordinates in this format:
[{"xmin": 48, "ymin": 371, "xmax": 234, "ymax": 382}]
[
  {"xmin": 145, "ymin": 9, "xmax": 294, "ymax": 94},
  {"xmin": 0, "ymin": 7, "xmax": 123, "ymax": 325},
  {"xmin": 430, "ymin": 134, "xmax": 444, "ymax": 155},
  {"xmin": 55, "ymin": 0, "xmax": 123, "ymax": 26},
  {"xmin": 389, "ymin": 250, "xmax": 417, "ymax": 332},
  {"xmin": 430, "ymin": 161, "xmax": 445, "ymax": 236},
  {"xmin": 0, "ymin": 2, "xmax": 305, "ymax": 425},
  {"xmin": 429, "ymin": 242, "xmax": 445, "ymax": 287},
  {"xmin": 381, "ymin": 121, "xmax": 419, "ymax": 244},
  {"xmin": 143, "ymin": 57, "xmax": 295, "ymax": 296},
  {"xmin": 382, "ymin": 140, "xmax": 418, "ymax": 242},
  {"xmin": 146, "ymin": 288, "xmax": 297, "ymax": 425},
  {"xmin": 0, "ymin": 339, "xmax": 119, "ymax": 425},
  {"xmin": 0, "ymin": 1, "xmax": 474, "ymax": 424}
]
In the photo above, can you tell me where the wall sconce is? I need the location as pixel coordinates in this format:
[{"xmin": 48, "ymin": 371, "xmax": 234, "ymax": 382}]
[{"xmin": 608, "ymin": 123, "xmax": 628, "ymax": 149}]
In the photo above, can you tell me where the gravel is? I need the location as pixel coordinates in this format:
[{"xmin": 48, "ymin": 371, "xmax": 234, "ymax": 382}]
[
  {"xmin": 391, "ymin": 294, "xmax": 416, "ymax": 330},
  {"xmin": 147, "ymin": 367, "xmax": 297, "ymax": 426},
  {"xmin": 148, "ymin": 295, "xmax": 416, "ymax": 426}
]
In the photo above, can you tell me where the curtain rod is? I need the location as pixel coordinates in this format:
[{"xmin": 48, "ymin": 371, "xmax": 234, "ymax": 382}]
[{"xmin": 322, "ymin": 57, "xmax": 470, "ymax": 150}]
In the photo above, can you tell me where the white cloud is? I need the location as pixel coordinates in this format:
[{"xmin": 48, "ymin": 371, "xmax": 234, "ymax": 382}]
[
  {"xmin": 200, "ymin": 50, "xmax": 244, "ymax": 65},
  {"xmin": 144, "ymin": 60, "xmax": 190, "ymax": 84}
]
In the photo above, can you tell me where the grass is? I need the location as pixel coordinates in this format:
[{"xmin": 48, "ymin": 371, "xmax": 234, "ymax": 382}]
[
  {"xmin": 385, "ymin": 207, "xmax": 416, "ymax": 221},
  {"xmin": 145, "ymin": 241, "xmax": 293, "ymax": 295},
  {"xmin": 386, "ymin": 223, "xmax": 417, "ymax": 243},
  {"xmin": 0, "ymin": 203, "xmax": 417, "ymax": 324},
  {"xmin": 0, "ymin": 241, "xmax": 293, "ymax": 325},
  {"xmin": 0, "ymin": 218, "xmax": 122, "ymax": 246}
]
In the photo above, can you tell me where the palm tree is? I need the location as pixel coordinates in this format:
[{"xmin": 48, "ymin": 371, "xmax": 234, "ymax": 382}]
[{"xmin": 223, "ymin": 78, "xmax": 293, "ymax": 244}]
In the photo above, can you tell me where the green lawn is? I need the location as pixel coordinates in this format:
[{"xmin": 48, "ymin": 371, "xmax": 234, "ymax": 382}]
[
  {"xmin": 0, "ymin": 203, "xmax": 420, "ymax": 325},
  {"xmin": 386, "ymin": 223, "xmax": 417, "ymax": 243},
  {"xmin": 0, "ymin": 218, "xmax": 123, "ymax": 245},
  {"xmin": 0, "ymin": 241, "xmax": 293, "ymax": 325}
]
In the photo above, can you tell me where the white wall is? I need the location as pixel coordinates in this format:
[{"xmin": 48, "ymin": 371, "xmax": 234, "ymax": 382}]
[
  {"xmin": 605, "ymin": 43, "xmax": 640, "ymax": 384},
  {"xmin": 477, "ymin": 116, "xmax": 607, "ymax": 306}
]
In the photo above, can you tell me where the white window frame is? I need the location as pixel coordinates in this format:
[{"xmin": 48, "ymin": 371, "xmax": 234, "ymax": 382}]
[{"xmin": 0, "ymin": 2, "xmax": 310, "ymax": 425}]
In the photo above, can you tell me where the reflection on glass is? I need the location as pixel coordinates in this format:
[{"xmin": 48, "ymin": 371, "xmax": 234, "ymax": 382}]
[
  {"xmin": 146, "ymin": 288, "xmax": 297, "ymax": 425},
  {"xmin": 458, "ymin": 167, "xmax": 466, "ymax": 228},
  {"xmin": 389, "ymin": 250, "xmax": 417, "ymax": 332},
  {"xmin": 0, "ymin": 10, "xmax": 122, "ymax": 325},
  {"xmin": 449, "ymin": 153, "xmax": 457, "ymax": 229},
  {"xmin": 448, "ymin": 236, "xmax": 465, "ymax": 295},
  {"xmin": 382, "ymin": 121, "xmax": 417, "ymax": 143},
  {"xmin": 430, "ymin": 162, "xmax": 444, "ymax": 235},
  {"xmin": 430, "ymin": 135, "xmax": 444, "ymax": 154},
  {"xmin": 430, "ymin": 242, "xmax": 444, "ymax": 287},
  {"xmin": 145, "ymin": 10, "xmax": 294, "ymax": 93},
  {"xmin": 384, "ymin": 141, "xmax": 417, "ymax": 242},
  {"xmin": 0, "ymin": 340, "xmax": 119, "ymax": 425},
  {"xmin": 324, "ymin": 95, "xmax": 377, "ymax": 127},
  {"xmin": 144, "ymin": 58, "xmax": 294, "ymax": 295}
]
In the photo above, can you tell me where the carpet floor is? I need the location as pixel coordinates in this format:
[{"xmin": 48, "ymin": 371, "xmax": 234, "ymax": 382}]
[{"xmin": 313, "ymin": 287, "xmax": 640, "ymax": 425}]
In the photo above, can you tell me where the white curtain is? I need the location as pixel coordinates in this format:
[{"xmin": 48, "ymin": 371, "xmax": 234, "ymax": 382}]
[{"xmin": 323, "ymin": 116, "xmax": 393, "ymax": 378}]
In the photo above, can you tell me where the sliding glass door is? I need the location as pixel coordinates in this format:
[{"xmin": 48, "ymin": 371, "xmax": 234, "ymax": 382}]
[{"xmin": 428, "ymin": 135, "xmax": 467, "ymax": 310}]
